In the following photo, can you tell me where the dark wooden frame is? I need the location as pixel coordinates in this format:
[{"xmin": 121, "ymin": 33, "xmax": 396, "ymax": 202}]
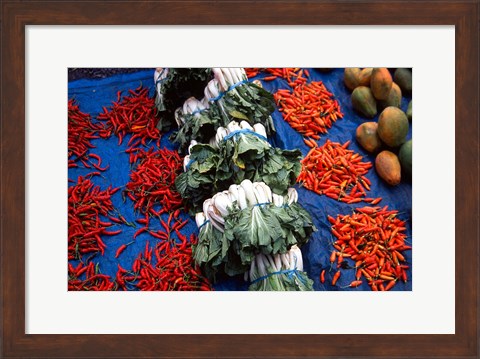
[{"xmin": 1, "ymin": 1, "xmax": 478, "ymax": 358}]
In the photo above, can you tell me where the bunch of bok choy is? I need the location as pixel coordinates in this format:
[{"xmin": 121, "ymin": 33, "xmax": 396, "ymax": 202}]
[
  {"xmin": 192, "ymin": 180, "xmax": 315, "ymax": 281},
  {"xmin": 246, "ymin": 245, "xmax": 314, "ymax": 291},
  {"xmin": 170, "ymin": 96, "xmax": 224, "ymax": 152},
  {"xmin": 154, "ymin": 68, "xmax": 212, "ymax": 131},
  {"xmin": 205, "ymin": 68, "xmax": 276, "ymax": 135}
]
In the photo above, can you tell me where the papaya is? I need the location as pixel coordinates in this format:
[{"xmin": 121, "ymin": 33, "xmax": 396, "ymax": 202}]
[
  {"xmin": 399, "ymin": 139, "xmax": 412, "ymax": 177},
  {"xmin": 378, "ymin": 82, "xmax": 402, "ymax": 110},
  {"xmin": 358, "ymin": 68, "xmax": 373, "ymax": 86},
  {"xmin": 355, "ymin": 122, "xmax": 382, "ymax": 153},
  {"xmin": 344, "ymin": 68, "xmax": 361, "ymax": 90},
  {"xmin": 394, "ymin": 68, "xmax": 412, "ymax": 95},
  {"xmin": 370, "ymin": 68, "xmax": 393, "ymax": 100},
  {"xmin": 375, "ymin": 150, "xmax": 401, "ymax": 186},
  {"xmin": 406, "ymin": 100, "xmax": 412, "ymax": 121},
  {"xmin": 377, "ymin": 106, "xmax": 409, "ymax": 147},
  {"xmin": 351, "ymin": 86, "xmax": 377, "ymax": 118}
]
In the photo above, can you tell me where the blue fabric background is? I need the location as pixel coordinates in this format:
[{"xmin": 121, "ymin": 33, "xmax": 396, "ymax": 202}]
[{"xmin": 68, "ymin": 68, "xmax": 412, "ymax": 291}]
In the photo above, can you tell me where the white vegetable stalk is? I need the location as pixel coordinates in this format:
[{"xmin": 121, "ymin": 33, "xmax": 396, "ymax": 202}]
[
  {"xmin": 198, "ymin": 181, "xmax": 284, "ymax": 234},
  {"xmin": 236, "ymin": 186, "xmax": 248, "ymax": 209},
  {"xmin": 212, "ymin": 68, "xmax": 228, "ymax": 92},
  {"xmin": 240, "ymin": 179, "xmax": 257, "ymax": 206},
  {"xmin": 272, "ymin": 193, "xmax": 284, "ymax": 207},
  {"xmin": 209, "ymin": 121, "xmax": 269, "ymax": 147},
  {"xmin": 235, "ymin": 68, "xmax": 247, "ymax": 82},
  {"xmin": 259, "ymin": 183, "xmax": 273, "ymax": 203},
  {"xmin": 154, "ymin": 67, "xmax": 169, "ymax": 114},
  {"xmin": 286, "ymin": 188, "xmax": 298, "ymax": 205},
  {"xmin": 221, "ymin": 68, "xmax": 236, "ymax": 88},
  {"xmin": 289, "ymin": 245, "xmax": 304, "ymax": 271},
  {"xmin": 154, "ymin": 68, "xmax": 169, "ymax": 92},
  {"xmin": 239, "ymin": 121, "xmax": 253, "ymax": 131},
  {"xmin": 226, "ymin": 121, "xmax": 241, "ymax": 134},
  {"xmin": 206, "ymin": 204, "xmax": 224, "ymax": 233},
  {"xmin": 174, "ymin": 108, "xmax": 184, "ymax": 127},
  {"xmin": 213, "ymin": 193, "xmax": 231, "ymax": 217},
  {"xmin": 195, "ymin": 212, "xmax": 206, "ymax": 228},
  {"xmin": 212, "ymin": 68, "xmax": 245, "ymax": 91},
  {"xmin": 175, "ymin": 98, "xmax": 208, "ymax": 127},
  {"xmin": 200, "ymin": 97, "xmax": 210, "ymax": 108},
  {"xmin": 252, "ymin": 182, "xmax": 267, "ymax": 204},
  {"xmin": 183, "ymin": 155, "xmax": 191, "ymax": 172},
  {"xmin": 204, "ymin": 79, "xmax": 221, "ymax": 101},
  {"xmin": 253, "ymin": 124, "xmax": 267, "ymax": 138},
  {"xmin": 245, "ymin": 245, "xmax": 305, "ymax": 282},
  {"xmin": 188, "ymin": 140, "xmax": 198, "ymax": 154},
  {"xmin": 182, "ymin": 140, "xmax": 199, "ymax": 171},
  {"xmin": 214, "ymin": 127, "xmax": 228, "ymax": 148}
]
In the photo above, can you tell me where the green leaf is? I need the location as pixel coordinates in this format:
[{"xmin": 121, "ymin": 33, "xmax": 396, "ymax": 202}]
[{"xmin": 229, "ymin": 110, "xmax": 249, "ymax": 121}]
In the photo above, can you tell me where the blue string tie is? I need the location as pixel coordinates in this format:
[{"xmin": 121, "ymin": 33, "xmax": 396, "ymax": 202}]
[
  {"xmin": 184, "ymin": 129, "xmax": 269, "ymax": 171},
  {"xmin": 155, "ymin": 68, "xmax": 168, "ymax": 87},
  {"xmin": 250, "ymin": 267, "xmax": 305, "ymax": 285},
  {"xmin": 198, "ymin": 219, "xmax": 210, "ymax": 231},
  {"xmin": 190, "ymin": 107, "xmax": 208, "ymax": 116},
  {"xmin": 184, "ymin": 157, "xmax": 196, "ymax": 171},
  {"xmin": 250, "ymin": 254, "xmax": 308, "ymax": 287},
  {"xmin": 222, "ymin": 128, "xmax": 269, "ymax": 143},
  {"xmin": 208, "ymin": 79, "xmax": 248, "ymax": 102},
  {"xmin": 253, "ymin": 202, "xmax": 271, "ymax": 207}
]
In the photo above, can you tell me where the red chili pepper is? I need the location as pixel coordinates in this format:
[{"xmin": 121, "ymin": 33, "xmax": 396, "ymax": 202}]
[
  {"xmin": 332, "ymin": 271, "xmax": 341, "ymax": 286},
  {"xmin": 96, "ymin": 87, "xmax": 161, "ymax": 151},
  {"xmin": 115, "ymin": 245, "xmax": 127, "ymax": 258}
]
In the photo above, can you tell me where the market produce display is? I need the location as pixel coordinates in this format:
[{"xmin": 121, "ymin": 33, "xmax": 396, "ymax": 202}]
[{"xmin": 68, "ymin": 67, "xmax": 412, "ymax": 291}]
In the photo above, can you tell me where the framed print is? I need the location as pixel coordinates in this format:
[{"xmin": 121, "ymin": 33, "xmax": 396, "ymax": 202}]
[{"xmin": 1, "ymin": 1, "xmax": 478, "ymax": 358}]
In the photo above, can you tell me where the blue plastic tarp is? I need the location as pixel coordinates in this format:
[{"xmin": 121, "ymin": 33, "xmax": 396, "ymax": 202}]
[{"xmin": 68, "ymin": 68, "xmax": 412, "ymax": 291}]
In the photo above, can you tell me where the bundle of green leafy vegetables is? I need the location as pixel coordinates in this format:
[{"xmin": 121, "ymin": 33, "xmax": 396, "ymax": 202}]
[
  {"xmin": 171, "ymin": 68, "xmax": 276, "ymax": 153},
  {"xmin": 171, "ymin": 98, "xmax": 222, "ymax": 153},
  {"xmin": 175, "ymin": 126, "xmax": 301, "ymax": 212},
  {"xmin": 192, "ymin": 181, "xmax": 316, "ymax": 283},
  {"xmin": 154, "ymin": 68, "xmax": 212, "ymax": 132},
  {"xmin": 247, "ymin": 246, "xmax": 314, "ymax": 291}
]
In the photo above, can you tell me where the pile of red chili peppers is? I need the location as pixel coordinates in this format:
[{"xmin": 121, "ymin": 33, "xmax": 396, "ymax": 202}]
[
  {"xmin": 68, "ymin": 176, "xmax": 122, "ymax": 260},
  {"xmin": 323, "ymin": 206, "xmax": 410, "ymax": 291},
  {"xmin": 125, "ymin": 147, "xmax": 184, "ymax": 215},
  {"xmin": 68, "ymin": 99, "xmax": 109, "ymax": 169},
  {"xmin": 118, "ymin": 210, "xmax": 212, "ymax": 290},
  {"xmin": 245, "ymin": 68, "xmax": 306, "ymax": 82},
  {"xmin": 298, "ymin": 140, "xmax": 381, "ymax": 204},
  {"xmin": 69, "ymin": 261, "xmax": 115, "ymax": 291},
  {"xmin": 274, "ymin": 80, "xmax": 344, "ymax": 146},
  {"xmin": 97, "ymin": 86, "xmax": 161, "ymax": 150},
  {"xmin": 116, "ymin": 225, "xmax": 212, "ymax": 291}
]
